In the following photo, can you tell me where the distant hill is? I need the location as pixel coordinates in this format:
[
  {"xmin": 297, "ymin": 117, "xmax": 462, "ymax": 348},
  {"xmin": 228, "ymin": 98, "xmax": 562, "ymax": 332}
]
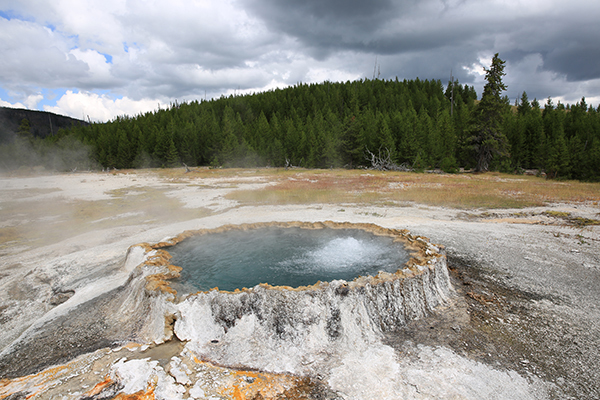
[{"xmin": 0, "ymin": 107, "xmax": 88, "ymax": 144}]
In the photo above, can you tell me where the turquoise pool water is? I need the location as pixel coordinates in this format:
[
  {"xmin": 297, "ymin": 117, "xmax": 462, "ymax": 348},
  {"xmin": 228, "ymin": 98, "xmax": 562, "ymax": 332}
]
[{"xmin": 169, "ymin": 227, "xmax": 410, "ymax": 293}]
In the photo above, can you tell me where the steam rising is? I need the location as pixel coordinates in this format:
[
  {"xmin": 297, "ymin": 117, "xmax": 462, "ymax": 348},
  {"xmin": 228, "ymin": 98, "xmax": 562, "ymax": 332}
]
[{"xmin": 0, "ymin": 136, "xmax": 98, "ymax": 172}]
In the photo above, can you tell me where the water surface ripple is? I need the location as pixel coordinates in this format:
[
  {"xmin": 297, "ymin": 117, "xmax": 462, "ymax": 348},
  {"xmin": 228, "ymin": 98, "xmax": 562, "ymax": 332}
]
[{"xmin": 169, "ymin": 227, "xmax": 410, "ymax": 292}]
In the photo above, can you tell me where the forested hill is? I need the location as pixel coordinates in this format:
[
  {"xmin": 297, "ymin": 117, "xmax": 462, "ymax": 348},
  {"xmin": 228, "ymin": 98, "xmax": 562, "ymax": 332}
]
[
  {"xmin": 0, "ymin": 106, "xmax": 88, "ymax": 144},
  {"xmin": 73, "ymin": 78, "xmax": 479, "ymax": 171},
  {"xmin": 5, "ymin": 78, "xmax": 600, "ymax": 180}
]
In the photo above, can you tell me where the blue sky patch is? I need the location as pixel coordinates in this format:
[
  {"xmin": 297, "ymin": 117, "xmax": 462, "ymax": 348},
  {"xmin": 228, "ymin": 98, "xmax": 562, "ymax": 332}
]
[
  {"xmin": 100, "ymin": 53, "xmax": 113, "ymax": 64},
  {"xmin": 0, "ymin": 87, "xmax": 12, "ymax": 102},
  {"xmin": 37, "ymin": 88, "xmax": 67, "ymax": 109},
  {"xmin": 0, "ymin": 9, "xmax": 35, "ymax": 22}
]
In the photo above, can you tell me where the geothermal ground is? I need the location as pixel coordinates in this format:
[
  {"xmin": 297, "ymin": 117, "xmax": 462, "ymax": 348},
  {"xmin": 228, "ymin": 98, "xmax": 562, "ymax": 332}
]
[{"xmin": 0, "ymin": 168, "xmax": 599, "ymax": 399}]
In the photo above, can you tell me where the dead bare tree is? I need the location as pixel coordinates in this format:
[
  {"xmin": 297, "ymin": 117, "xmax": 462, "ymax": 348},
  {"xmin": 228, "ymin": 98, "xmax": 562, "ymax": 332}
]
[
  {"xmin": 365, "ymin": 147, "xmax": 412, "ymax": 172},
  {"xmin": 284, "ymin": 158, "xmax": 297, "ymax": 170}
]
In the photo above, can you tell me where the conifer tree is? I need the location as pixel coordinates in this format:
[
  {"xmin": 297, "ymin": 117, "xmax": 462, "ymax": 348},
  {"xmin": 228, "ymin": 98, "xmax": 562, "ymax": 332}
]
[
  {"xmin": 469, "ymin": 53, "xmax": 510, "ymax": 171},
  {"xmin": 504, "ymin": 111, "xmax": 525, "ymax": 169},
  {"xmin": 398, "ymin": 104, "xmax": 420, "ymax": 165},
  {"xmin": 374, "ymin": 111, "xmax": 396, "ymax": 161},
  {"xmin": 179, "ymin": 121, "xmax": 197, "ymax": 166},
  {"xmin": 546, "ymin": 127, "xmax": 570, "ymax": 178},
  {"xmin": 517, "ymin": 92, "xmax": 531, "ymax": 116},
  {"xmin": 219, "ymin": 106, "xmax": 239, "ymax": 165},
  {"xmin": 153, "ymin": 128, "xmax": 171, "ymax": 165},
  {"xmin": 196, "ymin": 110, "xmax": 219, "ymax": 165},
  {"xmin": 303, "ymin": 115, "xmax": 319, "ymax": 167},
  {"xmin": 437, "ymin": 109, "xmax": 457, "ymax": 171},
  {"xmin": 417, "ymin": 108, "xmax": 433, "ymax": 166},
  {"xmin": 341, "ymin": 114, "xmax": 361, "ymax": 167},
  {"xmin": 321, "ymin": 109, "xmax": 342, "ymax": 168},
  {"xmin": 10, "ymin": 118, "xmax": 37, "ymax": 166},
  {"xmin": 165, "ymin": 137, "xmax": 180, "ymax": 168},
  {"xmin": 357, "ymin": 108, "xmax": 377, "ymax": 164},
  {"xmin": 253, "ymin": 111, "xmax": 270, "ymax": 160},
  {"xmin": 586, "ymin": 140, "xmax": 600, "ymax": 180},
  {"xmin": 116, "ymin": 129, "xmax": 132, "ymax": 168},
  {"xmin": 525, "ymin": 105, "xmax": 545, "ymax": 169}
]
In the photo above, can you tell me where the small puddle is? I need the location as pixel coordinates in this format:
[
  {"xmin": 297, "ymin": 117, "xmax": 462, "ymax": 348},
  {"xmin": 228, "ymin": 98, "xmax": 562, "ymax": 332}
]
[{"xmin": 128, "ymin": 337, "xmax": 186, "ymax": 368}]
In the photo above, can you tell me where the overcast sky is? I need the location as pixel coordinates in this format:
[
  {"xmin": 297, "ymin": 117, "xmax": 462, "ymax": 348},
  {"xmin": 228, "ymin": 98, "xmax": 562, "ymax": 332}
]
[{"xmin": 1, "ymin": 0, "xmax": 598, "ymax": 121}]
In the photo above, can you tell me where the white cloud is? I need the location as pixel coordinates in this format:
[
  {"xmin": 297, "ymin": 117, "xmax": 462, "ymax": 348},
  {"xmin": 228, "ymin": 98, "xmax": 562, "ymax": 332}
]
[
  {"xmin": 0, "ymin": 18, "xmax": 85, "ymax": 89},
  {"xmin": 43, "ymin": 91, "xmax": 163, "ymax": 121},
  {"xmin": 69, "ymin": 48, "xmax": 115, "ymax": 87},
  {"xmin": 23, "ymin": 93, "xmax": 43, "ymax": 109},
  {"xmin": 0, "ymin": 93, "xmax": 42, "ymax": 109},
  {"xmin": 0, "ymin": 99, "xmax": 26, "ymax": 109}
]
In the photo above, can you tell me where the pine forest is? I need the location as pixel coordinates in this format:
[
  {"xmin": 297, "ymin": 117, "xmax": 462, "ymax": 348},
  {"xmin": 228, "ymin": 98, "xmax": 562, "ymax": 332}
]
[{"xmin": 3, "ymin": 76, "xmax": 600, "ymax": 181}]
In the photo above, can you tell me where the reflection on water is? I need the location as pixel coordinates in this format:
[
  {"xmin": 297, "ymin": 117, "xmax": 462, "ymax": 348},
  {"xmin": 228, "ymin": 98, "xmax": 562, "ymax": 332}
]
[{"xmin": 169, "ymin": 227, "xmax": 410, "ymax": 293}]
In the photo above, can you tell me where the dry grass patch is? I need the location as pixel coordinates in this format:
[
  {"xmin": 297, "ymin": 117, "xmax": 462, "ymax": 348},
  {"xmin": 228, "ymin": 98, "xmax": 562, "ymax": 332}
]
[
  {"xmin": 151, "ymin": 167, "xmax": 278, "ymax": 182},
  {"xmin": 227, "ymin": 171, "xmax": 388, "ymax": 205},
  {"xmin": 226, "ymin": 170, "xmax": 600, "ymax": 209}
]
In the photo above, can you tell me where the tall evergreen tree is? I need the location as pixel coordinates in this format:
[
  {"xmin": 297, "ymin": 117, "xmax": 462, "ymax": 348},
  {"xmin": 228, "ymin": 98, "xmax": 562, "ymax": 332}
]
[
  {"xmin": 219, "ymin": 106, "xmax": 239, "ymax": 165},
  {"xmin": 165, "ymin": 137, "xmax": 180, "ymax": 168},
  {"xmin": 153, "ymin": 128, "xmax": 171, "ymax": 165},
  {"xmin": 341, "ymin": 114, "xmax": 362, "ymax": 167},
  {"xmin": 321, "ymin": 109, "xmax": 343, "ymax": 168},
  {"xmin": 436, "ymin": 109, "xmax": 457, "ymax": 171},
  {"xmin": 374, "ymin": 111, "xmax": 396, "ymax": 160},
  {"xmin": 116, "ymin": 128, "xmax": 132, "ymax": 168},
  {"xmin": 469, "ymin": 53, "xmax": 510, "ymax": 171},
  {"xmin": 397, "ymin": 104, "xmax": 420, "ymax": 165},
  {"xmin": 525, "ymin": 105, "xmax": 545, "ymax": 168},
  {"xmin": 546, "ymin": 126, "xmax": 570, "ymax": 179},
  {"xmin": 517, "ymin": 92, "xmax": 531, "ymax": 116}
]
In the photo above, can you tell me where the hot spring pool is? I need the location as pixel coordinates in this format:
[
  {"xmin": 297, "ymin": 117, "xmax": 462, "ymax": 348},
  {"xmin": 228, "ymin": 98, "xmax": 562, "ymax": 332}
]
[{"xmin": 168, "ymin": 227, "xmax": 411, "ymax": 292}]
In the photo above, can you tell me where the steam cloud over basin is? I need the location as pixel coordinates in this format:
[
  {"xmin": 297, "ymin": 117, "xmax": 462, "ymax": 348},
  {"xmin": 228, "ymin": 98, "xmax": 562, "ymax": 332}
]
[
  {"xmin": 141, "ymin": 221, "xmax": 452, "ymax": 375},
  {"xmin": 169, "ymin": 227, "xmax": 411, "ymax": 292}
]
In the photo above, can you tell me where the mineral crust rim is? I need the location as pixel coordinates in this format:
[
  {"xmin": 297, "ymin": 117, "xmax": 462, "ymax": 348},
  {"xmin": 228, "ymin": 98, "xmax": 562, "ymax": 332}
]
[{"xmin": 136, "ymin": 220, "xmax": 447, "ymax": 296}]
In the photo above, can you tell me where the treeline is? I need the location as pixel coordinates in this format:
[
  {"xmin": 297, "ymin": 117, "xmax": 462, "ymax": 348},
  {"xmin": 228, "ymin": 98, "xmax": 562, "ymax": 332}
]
[
  {"xmin": 505, "ymin": 94, "xmax": 600, "ymax": 180},
  {"xmin": 3, "ymin": 78, "xmax": 600, "ymax": 180},
  {"xmin": 64, "ymin": 78, "xmax": 478, "ymax": 172}
]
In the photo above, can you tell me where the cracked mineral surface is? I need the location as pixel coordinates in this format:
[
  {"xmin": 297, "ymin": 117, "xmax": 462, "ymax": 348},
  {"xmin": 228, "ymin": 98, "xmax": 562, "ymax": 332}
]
[{"xmin": 1, "ymin": 170, "xmax": 599, "ymax": 399}]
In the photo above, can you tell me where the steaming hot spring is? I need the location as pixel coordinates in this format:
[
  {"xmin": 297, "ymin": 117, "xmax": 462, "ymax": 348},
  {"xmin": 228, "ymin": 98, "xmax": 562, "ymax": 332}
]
[
  {"xmin": 1, "ymin": 221, "xmax": 452, "ymax": 399},
  {"xmin": 136, "ymin": 221, "xmax": 451, "ymax": 373},
  {"xmin": 169, "ymin": 224, "xmax": 412, "ymax": 293}
]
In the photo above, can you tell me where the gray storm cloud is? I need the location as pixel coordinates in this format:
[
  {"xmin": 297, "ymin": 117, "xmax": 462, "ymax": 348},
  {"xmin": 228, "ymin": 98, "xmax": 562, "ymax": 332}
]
[{"xmin": 0, "ymin": 0, "xmax": 598, "ymax": 120}]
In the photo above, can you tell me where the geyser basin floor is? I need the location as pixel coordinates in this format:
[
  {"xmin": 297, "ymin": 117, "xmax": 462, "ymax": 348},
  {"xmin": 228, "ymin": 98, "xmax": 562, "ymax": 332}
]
[
  {"xmin": 2, "ymin": 170, "xmax": 599, "ymax": 399},
  {"xmin": 169, "ymin": 227, "xmax": 410, "ymax": 293}
]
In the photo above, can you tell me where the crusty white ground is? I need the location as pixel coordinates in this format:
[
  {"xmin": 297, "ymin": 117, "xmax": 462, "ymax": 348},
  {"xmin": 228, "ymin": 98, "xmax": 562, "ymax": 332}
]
[{"xmin": 1, "ymin": 169, "xmax": 598, "ymax": 399}]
